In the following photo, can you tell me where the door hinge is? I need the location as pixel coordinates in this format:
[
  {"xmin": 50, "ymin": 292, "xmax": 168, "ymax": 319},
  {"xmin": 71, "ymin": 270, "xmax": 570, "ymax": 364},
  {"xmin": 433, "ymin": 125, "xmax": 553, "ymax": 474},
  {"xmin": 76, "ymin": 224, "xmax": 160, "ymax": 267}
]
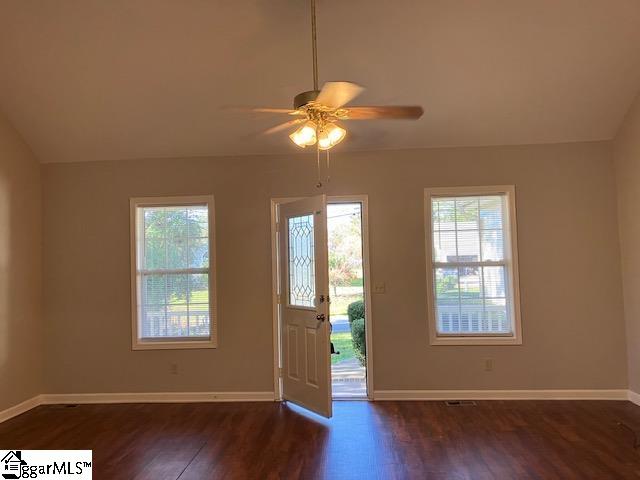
[
  {"xmin": 278, "ymin": 367, "xmax": 283, "ymax": 377},
  {"xmin": 276, "ymin": 221, "xmax": 281, "ymax": 232},
  {"xmin": 276, "ymin": 293, "xmax": 282, "ymax": 304}
]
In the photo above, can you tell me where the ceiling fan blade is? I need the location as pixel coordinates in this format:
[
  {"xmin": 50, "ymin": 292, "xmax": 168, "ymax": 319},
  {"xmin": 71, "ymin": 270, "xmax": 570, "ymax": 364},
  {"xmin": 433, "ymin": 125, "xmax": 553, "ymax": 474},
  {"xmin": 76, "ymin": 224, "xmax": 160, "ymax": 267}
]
[
  {"xmin": 262, "ymin": 118, "xmax": 305, "ymax": 135},
  {"xmin": 225, "ymin": 106, "xmax": 303, "ymax": 115},
  {"xmin": 342, "ymin": 106, "xmax": 424, "ymax": 120},
  {"xmin": 316, "ymin": 82, "xmax": 365, "ymax": 108}
]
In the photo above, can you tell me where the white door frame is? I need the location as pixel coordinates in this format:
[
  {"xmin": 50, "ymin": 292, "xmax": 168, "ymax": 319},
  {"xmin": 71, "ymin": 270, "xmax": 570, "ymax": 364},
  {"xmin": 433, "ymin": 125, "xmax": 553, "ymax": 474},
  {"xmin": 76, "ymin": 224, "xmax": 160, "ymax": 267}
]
[{"xmin": 270, "ymin": 195, "xmax": 374, "ymax": 401}]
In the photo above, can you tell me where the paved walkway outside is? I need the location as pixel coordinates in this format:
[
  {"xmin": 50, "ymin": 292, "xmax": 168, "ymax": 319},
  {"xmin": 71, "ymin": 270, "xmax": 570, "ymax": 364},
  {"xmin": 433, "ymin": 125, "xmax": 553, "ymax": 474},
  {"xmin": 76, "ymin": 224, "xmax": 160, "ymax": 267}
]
[{"xmin": 332, "ymin": 358, "xmax": 366, "ymax": 397}]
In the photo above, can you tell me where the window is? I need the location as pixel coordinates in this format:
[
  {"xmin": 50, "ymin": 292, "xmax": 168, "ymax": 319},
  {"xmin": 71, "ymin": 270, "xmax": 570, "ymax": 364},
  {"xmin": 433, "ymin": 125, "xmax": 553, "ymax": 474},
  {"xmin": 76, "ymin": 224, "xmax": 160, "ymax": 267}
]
[
  {"xmin": 425, "ymin": 186, "xmax": 522, "ymax": 345},
  {"xmin": 130, "ymin": 195, "xmax": 216, "ymax": 350}
]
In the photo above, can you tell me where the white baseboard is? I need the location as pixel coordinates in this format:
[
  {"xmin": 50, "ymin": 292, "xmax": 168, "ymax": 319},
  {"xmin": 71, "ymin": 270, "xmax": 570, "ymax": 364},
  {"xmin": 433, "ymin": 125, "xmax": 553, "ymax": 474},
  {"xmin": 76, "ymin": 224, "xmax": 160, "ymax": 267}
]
[
  {"xmin": 0, "ymin": 395, "xmax": 43, "ymax": 423},
  {"xmin": 40, "ymin": 391, "xmax": 275, "ymax": 404},
  {"xmin": 3, "ymin": 389, "xmax": 638, "ymax": 425},
  {"xmin": 628, "ymin": 390, "xmax": 640, "ymax": 406},
  {"xmin": 373, "ymin": 389, "xmax": 630, "ymax": 401}
]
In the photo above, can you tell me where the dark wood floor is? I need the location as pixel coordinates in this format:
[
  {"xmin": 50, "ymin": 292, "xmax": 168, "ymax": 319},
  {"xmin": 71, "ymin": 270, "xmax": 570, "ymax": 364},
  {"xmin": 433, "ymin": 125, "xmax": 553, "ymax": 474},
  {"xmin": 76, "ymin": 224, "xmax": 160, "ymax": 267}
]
[{"xmin": 2, "ymin": 400, "xmax": 640, "ymax": 479}]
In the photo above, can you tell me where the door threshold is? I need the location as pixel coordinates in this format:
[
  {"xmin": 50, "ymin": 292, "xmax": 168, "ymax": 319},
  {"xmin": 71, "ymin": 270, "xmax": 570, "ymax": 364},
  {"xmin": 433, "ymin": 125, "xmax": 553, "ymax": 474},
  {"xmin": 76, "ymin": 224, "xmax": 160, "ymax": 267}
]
[{"xmin": 333, "ymin": 396, "xmax": 369, "ymax": 401}]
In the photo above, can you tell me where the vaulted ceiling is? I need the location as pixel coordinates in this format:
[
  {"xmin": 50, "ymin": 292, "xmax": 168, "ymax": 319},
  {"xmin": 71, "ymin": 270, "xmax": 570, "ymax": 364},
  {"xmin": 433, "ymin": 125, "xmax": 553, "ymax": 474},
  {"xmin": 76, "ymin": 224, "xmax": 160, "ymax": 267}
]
[{"xmin": 1, "ymin": 0, "xmax": 639, "ymax": 163}]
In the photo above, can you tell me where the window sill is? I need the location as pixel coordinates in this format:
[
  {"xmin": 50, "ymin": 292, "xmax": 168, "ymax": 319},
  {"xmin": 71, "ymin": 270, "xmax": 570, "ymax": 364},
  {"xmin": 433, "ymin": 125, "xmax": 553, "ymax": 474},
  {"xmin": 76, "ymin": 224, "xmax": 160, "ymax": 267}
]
[
  {"xmin": 132, "ymin": 339, "xmax": 217, "ymax": 351},
  {"xmin": 430, "ymin": 335, "xmax": 522, "ymax": 346}
]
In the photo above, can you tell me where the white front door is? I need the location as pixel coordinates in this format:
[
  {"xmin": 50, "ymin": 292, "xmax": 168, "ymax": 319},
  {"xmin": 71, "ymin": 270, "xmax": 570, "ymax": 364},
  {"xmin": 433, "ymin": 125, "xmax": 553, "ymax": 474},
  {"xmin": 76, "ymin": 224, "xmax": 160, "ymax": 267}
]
[{"xmin": 278, "ymin": 195, "xmax": 332, "ymax": 418}]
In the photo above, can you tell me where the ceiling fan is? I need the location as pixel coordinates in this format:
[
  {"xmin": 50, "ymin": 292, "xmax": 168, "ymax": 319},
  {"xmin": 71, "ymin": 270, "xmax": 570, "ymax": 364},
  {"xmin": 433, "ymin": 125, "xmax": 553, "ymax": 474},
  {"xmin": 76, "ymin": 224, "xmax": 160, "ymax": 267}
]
[{"xmin": 235, "ymin": 0, "xmax": 424, "ymax": 151}]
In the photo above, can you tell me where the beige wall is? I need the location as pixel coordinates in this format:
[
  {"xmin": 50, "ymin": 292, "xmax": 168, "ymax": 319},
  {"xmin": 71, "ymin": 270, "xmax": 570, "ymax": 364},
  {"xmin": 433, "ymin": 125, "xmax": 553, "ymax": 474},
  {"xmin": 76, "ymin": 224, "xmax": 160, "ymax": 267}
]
[
  {"xmin": 42, "ymin": 141, "xmax": 627, "ymax": 394},
  {"xmin": 0, "ymin": 112, "xmax": 42, "ymax": 410},
  {"xmin": 614, "ymin": 93, "xmax": 640, "ymax": 394}
]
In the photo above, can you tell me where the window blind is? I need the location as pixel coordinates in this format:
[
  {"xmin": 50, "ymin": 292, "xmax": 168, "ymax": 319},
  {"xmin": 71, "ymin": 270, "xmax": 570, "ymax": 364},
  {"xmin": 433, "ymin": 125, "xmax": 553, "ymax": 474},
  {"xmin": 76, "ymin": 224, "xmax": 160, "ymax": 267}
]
[
  {"xmin": 431, "ymin": 194, "xmax": 512, "ymax": 335},
  {"xmin": 137, "ymin": 204, "xmax": 211, "ymax": 340}
]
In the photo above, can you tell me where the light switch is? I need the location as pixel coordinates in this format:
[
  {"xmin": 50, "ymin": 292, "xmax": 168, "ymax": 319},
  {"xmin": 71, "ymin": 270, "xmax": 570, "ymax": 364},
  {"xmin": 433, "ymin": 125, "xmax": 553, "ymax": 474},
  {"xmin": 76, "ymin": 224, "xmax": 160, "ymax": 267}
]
[{"xmin": 373, "ymin": 282, "xmax": 386, "ymax": 294}]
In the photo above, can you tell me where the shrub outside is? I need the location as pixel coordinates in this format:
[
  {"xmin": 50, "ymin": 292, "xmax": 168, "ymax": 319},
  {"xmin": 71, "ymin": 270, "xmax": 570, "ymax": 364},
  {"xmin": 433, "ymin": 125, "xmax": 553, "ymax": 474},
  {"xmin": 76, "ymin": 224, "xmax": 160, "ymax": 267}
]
[
  {"xmin": 347, "ymin": 300, "xmax": 365, "ymax": 324},
  {"xmin": 351, "ymin": 318, "xmax": 366, "ymax": 365}
]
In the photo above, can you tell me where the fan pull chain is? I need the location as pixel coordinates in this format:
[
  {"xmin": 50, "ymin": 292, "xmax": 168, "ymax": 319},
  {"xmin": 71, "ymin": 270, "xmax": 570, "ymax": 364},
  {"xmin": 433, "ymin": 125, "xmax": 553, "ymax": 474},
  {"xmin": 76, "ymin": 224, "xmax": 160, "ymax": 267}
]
[
  {"xmin": 326, "ymin": 148, "xmax": 331, "ymax": 184},
  {"xmin": 316, "ymin": 144, "xmax": 322, "ymax": 189}
]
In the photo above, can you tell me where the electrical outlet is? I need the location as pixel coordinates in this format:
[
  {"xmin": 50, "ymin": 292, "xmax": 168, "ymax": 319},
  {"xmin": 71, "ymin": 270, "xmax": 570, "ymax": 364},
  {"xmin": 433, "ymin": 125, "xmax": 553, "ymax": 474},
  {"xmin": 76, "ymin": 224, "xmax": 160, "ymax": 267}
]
[
  {"xmin": 170, "ymin": 363, "xmax": 178, "ymax": 375},
  {"xmin": 484, "ymin": 359, "xmax": 493, "ymax": 372},
  {"xmin": 373, "ymin": 282, "xmax": 386, "ymax": 294}
]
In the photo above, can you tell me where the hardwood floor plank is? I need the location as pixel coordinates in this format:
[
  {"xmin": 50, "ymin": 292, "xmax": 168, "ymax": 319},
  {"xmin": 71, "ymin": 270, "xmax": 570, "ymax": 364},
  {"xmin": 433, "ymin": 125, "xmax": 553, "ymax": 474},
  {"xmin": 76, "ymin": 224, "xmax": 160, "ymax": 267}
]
[{"xmin": 1, "ymin": 400, "xmax": 640, "ymax": 479}]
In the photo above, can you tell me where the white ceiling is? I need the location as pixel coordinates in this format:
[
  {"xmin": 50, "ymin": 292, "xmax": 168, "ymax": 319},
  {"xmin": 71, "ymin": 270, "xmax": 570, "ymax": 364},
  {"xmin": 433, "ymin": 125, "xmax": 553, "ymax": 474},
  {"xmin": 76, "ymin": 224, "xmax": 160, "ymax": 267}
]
[{"xmin": 0, "ymin": 0, "xmax": 639, "ymax": 163}]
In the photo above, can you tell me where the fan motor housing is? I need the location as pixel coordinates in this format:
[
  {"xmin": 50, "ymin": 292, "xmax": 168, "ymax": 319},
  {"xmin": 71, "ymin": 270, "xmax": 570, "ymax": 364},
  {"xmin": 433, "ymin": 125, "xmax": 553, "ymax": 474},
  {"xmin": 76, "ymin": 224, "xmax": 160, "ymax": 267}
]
[{"xmin": 294, "ymin": 90, "xmax": 320, "ymax": 109}]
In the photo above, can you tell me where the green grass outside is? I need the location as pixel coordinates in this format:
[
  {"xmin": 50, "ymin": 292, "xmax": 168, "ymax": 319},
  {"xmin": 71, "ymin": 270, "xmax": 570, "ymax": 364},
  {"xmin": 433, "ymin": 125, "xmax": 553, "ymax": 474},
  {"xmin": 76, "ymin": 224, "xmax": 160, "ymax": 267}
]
[
  {"xmin": 330, "ymin": 331, "xmax": 356, "ymax": 365},
  {"xmin": 165, "ymin": 289, "xmax": 208, "ymax": 312},
  {"xmin": 189, "ymin": 290, "xmax": 209, "ymax": 303}
]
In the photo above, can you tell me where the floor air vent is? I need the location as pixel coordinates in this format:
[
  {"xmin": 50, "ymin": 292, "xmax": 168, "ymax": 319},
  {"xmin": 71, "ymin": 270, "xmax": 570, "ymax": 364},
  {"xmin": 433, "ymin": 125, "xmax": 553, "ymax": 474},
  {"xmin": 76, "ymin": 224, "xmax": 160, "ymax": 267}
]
[{"xmin": 444, "ymin": 400, "xmax": 477, "ymax": 406}]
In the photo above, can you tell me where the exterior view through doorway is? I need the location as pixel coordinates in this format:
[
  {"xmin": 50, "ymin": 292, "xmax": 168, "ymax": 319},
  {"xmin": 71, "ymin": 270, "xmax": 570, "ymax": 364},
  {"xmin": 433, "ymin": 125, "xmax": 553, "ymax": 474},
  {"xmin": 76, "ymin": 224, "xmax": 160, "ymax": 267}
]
[{"xmin": 328, "ymin": 202, "xmax": 367, "ymax": 398}]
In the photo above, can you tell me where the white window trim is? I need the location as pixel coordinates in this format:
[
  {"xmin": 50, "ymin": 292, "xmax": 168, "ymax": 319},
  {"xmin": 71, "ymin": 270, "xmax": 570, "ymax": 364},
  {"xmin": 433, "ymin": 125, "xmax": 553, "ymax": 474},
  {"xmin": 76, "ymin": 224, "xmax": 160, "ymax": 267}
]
[
  {"xmin": 424, "ymin": 185, "xmax": 522, "ymax": 346},
  {"xmin": 130, "ymin": 195, "xmax": 218, "ymax": 350}
]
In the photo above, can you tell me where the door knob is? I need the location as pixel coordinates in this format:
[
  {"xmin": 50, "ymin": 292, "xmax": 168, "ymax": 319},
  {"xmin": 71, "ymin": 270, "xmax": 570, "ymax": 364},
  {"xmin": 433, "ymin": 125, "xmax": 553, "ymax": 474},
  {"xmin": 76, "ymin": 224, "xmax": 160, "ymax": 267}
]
[{"xmin": 316, "ymin": 313, "xmax": 326, "ymax": 322}]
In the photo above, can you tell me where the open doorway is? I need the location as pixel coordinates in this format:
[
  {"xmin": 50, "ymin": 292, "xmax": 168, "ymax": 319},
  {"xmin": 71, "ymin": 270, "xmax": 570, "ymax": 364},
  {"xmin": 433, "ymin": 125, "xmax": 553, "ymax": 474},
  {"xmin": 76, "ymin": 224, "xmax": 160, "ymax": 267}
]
[
  {"xmin": 271, "ymin": 195, "xmax": 373, "ymax": 411},
  {"xmin": 328, "ymin": 201, "xmax": 367, "ymax": 398}
]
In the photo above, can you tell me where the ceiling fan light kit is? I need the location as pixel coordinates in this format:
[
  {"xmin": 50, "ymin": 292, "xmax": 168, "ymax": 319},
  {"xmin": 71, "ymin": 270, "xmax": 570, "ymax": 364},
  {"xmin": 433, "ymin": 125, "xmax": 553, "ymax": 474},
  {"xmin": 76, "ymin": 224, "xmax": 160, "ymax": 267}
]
[
  {"xmin": 289, "ymin": 121, "xmax": 318, "ymax": 147},
  {"xmin": 318, "ymin": 123, "xmax": 346, "ymax": 150}
]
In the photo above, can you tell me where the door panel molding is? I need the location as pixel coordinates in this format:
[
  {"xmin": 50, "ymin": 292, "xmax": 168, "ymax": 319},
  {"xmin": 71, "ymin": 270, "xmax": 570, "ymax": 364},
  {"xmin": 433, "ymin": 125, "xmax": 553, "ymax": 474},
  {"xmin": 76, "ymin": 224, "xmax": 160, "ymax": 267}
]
[
  {"xmin": 305, "ymin": 327, "xmax": 319, "ymax": 387},
  {"xmin": 287, "ymin": 326, "xmax": 299, "ymax": 380}
]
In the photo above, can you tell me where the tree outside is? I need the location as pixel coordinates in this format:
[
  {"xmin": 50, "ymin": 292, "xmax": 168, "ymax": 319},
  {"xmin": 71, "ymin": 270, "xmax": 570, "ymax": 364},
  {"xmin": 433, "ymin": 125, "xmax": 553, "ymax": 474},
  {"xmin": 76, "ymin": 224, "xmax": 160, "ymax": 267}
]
[{"xmin": 328, "ymin": 204, "xmax": 363, "ymax": 299}]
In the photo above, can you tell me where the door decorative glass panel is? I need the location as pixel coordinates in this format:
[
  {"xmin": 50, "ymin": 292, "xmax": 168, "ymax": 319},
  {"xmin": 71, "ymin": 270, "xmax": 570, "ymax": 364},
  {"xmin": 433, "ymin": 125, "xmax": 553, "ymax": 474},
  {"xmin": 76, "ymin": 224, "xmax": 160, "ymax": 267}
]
[{"xmin": 288, "ymin": 214, "xmax": 316, "ymax": 307}]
